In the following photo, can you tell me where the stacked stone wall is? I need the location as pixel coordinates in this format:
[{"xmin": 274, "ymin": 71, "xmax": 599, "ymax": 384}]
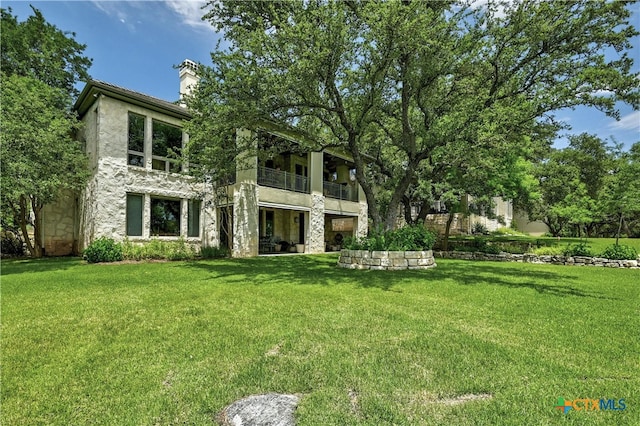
[
  {"xmin": 338, "ymin": 250, "xmax": 436, "ymax": 270},
  {"xmin": 433, "ymin": 251, "xmax": 639, "ymax": 269}
]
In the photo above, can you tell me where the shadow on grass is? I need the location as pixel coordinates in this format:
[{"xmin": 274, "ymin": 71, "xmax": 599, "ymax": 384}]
[
  {"xmin": 2, "ymin": 254, "xmax": 617, "ymax": 300},
  {"xmin": 180, "ymin": 255, "xmax": 615, "ymax": 299},
  {"xmin": 0, "ymin": 257, "xmax": 82, "ymax": 276}
]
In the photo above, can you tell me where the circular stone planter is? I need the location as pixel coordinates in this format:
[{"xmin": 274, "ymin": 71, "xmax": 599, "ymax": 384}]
[{"xmin": 337, "ymin": 249, "xmax": 436, "ymax": 270}]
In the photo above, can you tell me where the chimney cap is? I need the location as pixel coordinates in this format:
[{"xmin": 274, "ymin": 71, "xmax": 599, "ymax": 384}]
[{"xmin": 180, "ymin": 59, "xmax": 198, "ymax": 73}]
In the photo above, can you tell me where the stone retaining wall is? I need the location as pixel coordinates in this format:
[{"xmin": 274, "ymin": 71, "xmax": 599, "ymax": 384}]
[
  {"xmin": 433, "ymin": 251, "xmax": 639, "ymax": 269},
  {"xmin": 338, "ymin": 250, "xmax": 436, "ymax": 270}
]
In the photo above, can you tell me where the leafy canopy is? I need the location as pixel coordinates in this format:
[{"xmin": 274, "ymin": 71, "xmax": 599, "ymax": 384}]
[
  {"xmin": 0, "ymin": 7, "xmax": 91, "ymax": 256},
  {"xmin": 186, "ymin": 0, "xmax": 639, "ymax": 230}
]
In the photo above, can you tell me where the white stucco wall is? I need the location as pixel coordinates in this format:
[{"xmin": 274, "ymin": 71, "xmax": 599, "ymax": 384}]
[{"xmin": 78, "ymin": 95, "xmax": 216, "ymax": 250}]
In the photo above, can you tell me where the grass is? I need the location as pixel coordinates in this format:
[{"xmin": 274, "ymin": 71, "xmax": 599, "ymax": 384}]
[{"xmin": 2, "ymin": 255, "xmax": 639, "ymax": 425}]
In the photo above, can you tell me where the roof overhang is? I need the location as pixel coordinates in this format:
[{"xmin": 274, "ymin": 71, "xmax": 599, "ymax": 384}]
[{"xmin": 74, "ymin": 80, "xmax": 192, "ymax": 121}]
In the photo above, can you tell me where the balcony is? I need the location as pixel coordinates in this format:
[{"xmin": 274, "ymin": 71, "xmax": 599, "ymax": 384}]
[
  {"xmin": 258, "ymin": 166, "xmax": 309, "ymax": 193},
  {"xmin": 323, "ymin": 181, "xmax": 358, "ymax": 202}
]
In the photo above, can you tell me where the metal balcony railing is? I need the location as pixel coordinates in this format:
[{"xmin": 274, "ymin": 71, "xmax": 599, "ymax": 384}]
[
  {"xmin": 323, "ymin": 181, "xmax": 358, "ymax": 202},
  {"xmin": 258, "ymin": 166, "xmax": 309, "ymax": 193}
]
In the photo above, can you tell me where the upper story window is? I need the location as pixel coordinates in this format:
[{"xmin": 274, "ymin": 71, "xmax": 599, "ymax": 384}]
[
  {"xmin": 128, "ymin": 112, "xmax": 145, "ymax": 167},
  {"xmin": 152, "ymin": 120, "xmax": 182, "ymax": 173}
]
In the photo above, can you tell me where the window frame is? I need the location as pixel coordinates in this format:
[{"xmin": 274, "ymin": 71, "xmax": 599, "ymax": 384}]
[
  {"xmin": 187, "ymin": 199, "xmax": 202, "ymax": 238},
  {"xmin": 151, "ymin": 119, "xmax": 183, "ymax": 173},
  {"xmin": 127, "ymin": 112, "xmax": 145, "ymax": 167},
  {"xmin": 126, "ymin": 193, "xmax": 144, "ymax": 236},
  {"xmin": 150, "ymin": 197, "xmax": 182, "ymax": 237}
]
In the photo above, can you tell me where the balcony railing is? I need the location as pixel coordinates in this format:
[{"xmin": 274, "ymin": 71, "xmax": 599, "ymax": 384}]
[
  {"xmin": 258, "ymin": 166, "xmax": 309, "ymax": 193},
  {"xmin": 323, "ymin": 181, "xmax": 358, "ymax": 202}
]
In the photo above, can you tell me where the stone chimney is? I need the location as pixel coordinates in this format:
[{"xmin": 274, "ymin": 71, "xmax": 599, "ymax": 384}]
[{"xmin": 179, "ymin": 59, "xmax": 199, "ymax": 105}]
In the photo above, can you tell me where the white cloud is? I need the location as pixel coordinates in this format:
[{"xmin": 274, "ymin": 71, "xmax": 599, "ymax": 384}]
[
  {"xmin": 609, "ymin": 111, "xmax": 640, "ymax": 131},
  {"xmin": 91, "ymin": 1, "xmax": 215, "ymax": 34},
  {"xmin": 165, "ymin": 1, "xmax": 215, "ymax": 33}
]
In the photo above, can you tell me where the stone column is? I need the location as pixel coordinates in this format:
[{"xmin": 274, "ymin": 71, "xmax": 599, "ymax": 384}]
[
  {"xmin": 308, "ymin": 152, "xmax": 325, "ymax": 253},
  {"xmin": 233, "ymin": 182, "xmax": 259, "ymax": 257},
  {"xmin": 233, "ymin": 129, "xmax": 259, "ymax": 257},
  {"xmin": 357, "ymin": 202, "xmax": 368, "ymax": 239}
]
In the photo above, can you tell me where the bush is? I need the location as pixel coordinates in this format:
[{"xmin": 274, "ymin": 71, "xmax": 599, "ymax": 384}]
[
  {"xmin": 600, "ymin": 244, "xmax": 638, "ymax": 260},
  {"xmin": 563, "ymin": 242, "xmax": 592, "ymax": 257},
  {"xmin": 532, "ymin": 246, "xmax": 565, "ymax": 256},
  {"xmin": 83, "ymin": 237, "xmax": 123, "ymax": 263},
  {"xmin": 200, "ymin": 245, "xmax": 230, "ymax": 259},
  {"xmin": 122, "ymin": 237, "xmax": 197, "ymax": 261},
  {"xmin": 342, "ymin": 225, "xmax": 436, "ymax": 251},
  {"xmin": 1, "ymin": 231, "xmax": 24, "ymax": 256},
  {"xmin": 472, "ymin": 222, "xmax": 489, "ymax": 235}
]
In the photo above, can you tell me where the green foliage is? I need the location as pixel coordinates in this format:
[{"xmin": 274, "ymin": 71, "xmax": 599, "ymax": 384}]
[
  {"xmin": 563, "ymin": 242, "xmax": 592, "ymax": 257},
  {"xmin": 491, "ymin": 227, "xmax": 528, "ymax": 237},
  {"xmin": 1, "ymin": 6, "xmax": 92, "ymax": 97},
  {"xmin": 200, "ymin": 245, "xmax": 230, "ymax": 259},
  {"xmin": 472, "ymin": 222, "xmax": 489, "ymax": 235},
  {"xmin": 1, "ymin": 7, "xmax": 91, "ymax": 257},
  {"xmin": 343, "ymin": 225, "xmax": 436, "ymax": 251},
  {"xmin": 190, "ymin": 0, "xmax": 638, "ymax": 232},
  {"xmin": 83, "ymin": 237, "xmax": 123, "ymax": 263},
  {"xmin": 532, "ymin": 246, "xmax": 565, "ymax": 256},
  {"xmin": 1, "ymin": 231, "xmax": 25, "ymax": 256},
  {"xmin": 600, "ymin": 244, "xmax": 638, "ymax": 260},
  {"xmin": 121, "ymin": 238, "xmax": 197, "ymax": 261}
]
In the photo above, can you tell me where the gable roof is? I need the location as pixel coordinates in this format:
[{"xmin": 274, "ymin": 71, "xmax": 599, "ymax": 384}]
[{"xmin": 74, "ymin": 80, "xmax": 192, "ymax": 120}]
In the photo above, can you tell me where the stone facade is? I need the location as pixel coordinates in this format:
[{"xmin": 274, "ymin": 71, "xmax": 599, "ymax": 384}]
[
  {"xmin": 433, "ymin": 251, "xmax": 639, "ymax": 269},
  {"xmin": 338, "ymin": 250, "xmax": 437, "ymax": 270},
  {"xmin": 39, "ymin": 76, "xmax": 369, "ymax": 257},
  {"xmin": 41, "ymin": 191, "xmax": 77, "ymax": 255}
]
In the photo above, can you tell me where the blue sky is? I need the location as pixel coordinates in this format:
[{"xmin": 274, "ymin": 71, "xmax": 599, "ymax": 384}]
[{"xmin": 4, "ymin": 0, "xmax": 639, "ymax": 150}]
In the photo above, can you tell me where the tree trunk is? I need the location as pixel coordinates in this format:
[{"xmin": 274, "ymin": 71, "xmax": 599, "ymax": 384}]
[
  {"xmin": 615, "ymin": 210, "xmax": 623, "ymax": 245},
  {"xmin": 442, "ymin": 210, "xmax": 456, "ymax": 251},
  {"xmin": 31, "ymin": 197, "xmax": 44, "ymax": 257},
  {"xmin": 17, "ymin": 195, "xmax": 35, "ymax": 256}
]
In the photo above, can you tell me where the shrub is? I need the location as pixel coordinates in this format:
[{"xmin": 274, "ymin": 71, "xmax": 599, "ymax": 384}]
[
  {"xmin": 532, "ymin": 246, "xmax": 565, "ymax": 256},
  {"xmin": 472, "ymin": 222, "xmax": 489, "ymax": 235},
  {"xmin": 1, "ymin": 231, "xmax": 24, "ymax": 256},
  {"xmin": 83, "ymin": 237, "xmax": 123, "ymax": 263},
  {"xmin": 600, "ymin": 244, "xmax": 638, "ymax": 260},
  {"xmin": 201, "ymin": 245, "xmax": 230, "ymax": 259},
  {"xmin": 342, "ymin": 225, "xmax": 436, "ymax": 251},
  {"xmin": 563, "ymin": 242, "xmax": 592, "ymax": 257},
  {"xmin": 121, "ymin": 237, "xmax": 197, "ymax": 261}
]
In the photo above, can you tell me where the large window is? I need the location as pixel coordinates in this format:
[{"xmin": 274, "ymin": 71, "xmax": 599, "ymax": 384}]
[
  {"xmin": 126, "ymin": 194, "xmax": 143, "ymax": 236},
  {"xmin": 187, "ymin": 200, "xmax": 201, "ymax": 237},
  {"xmin": 128, "ymin": 113, "xmax": 145, "ymax": 167},
  {"xmin": 152, "ymin": 120, "xmax": 182, "ymax": 172},
  {"xmin": 150, "ymin": 198, "xmax": 181, "ymax": 236}
]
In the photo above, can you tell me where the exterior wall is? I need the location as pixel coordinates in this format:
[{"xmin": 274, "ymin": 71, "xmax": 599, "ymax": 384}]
[
  {"xmin": 424, "ymin": 213, "xmax": 467, "ymax": 235},
  {"xmin": 424, "ymin": 196, "xmax": 513, "ymax": 235},
  {"xmin": 63, "ymin": 85, "xmax": 370, "ymax": 258},
  {"xmin": 77, "ymin": 95, "xmax": 214, "ymax": 251},
  {"xmin": 42, "ymin": 191, "xmax": 77, "ymax": 255},
  {"xmin": 513, "ymin": 210, "xmax": 549, "ymax": 236}
]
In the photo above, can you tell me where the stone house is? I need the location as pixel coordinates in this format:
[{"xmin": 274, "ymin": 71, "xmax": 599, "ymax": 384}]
[
  {"xmin": 422, "ymin": 195, "xmax": 514, "ymax": 235},
  {"xmin": 41, "ymin": 61, "xmax": 368, "ymax": 257}
]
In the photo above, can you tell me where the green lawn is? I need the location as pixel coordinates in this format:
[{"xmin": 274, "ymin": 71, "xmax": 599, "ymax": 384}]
[{"xmin": 2, "ymin": 255, "xmax": 638, "ymax": 425}]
